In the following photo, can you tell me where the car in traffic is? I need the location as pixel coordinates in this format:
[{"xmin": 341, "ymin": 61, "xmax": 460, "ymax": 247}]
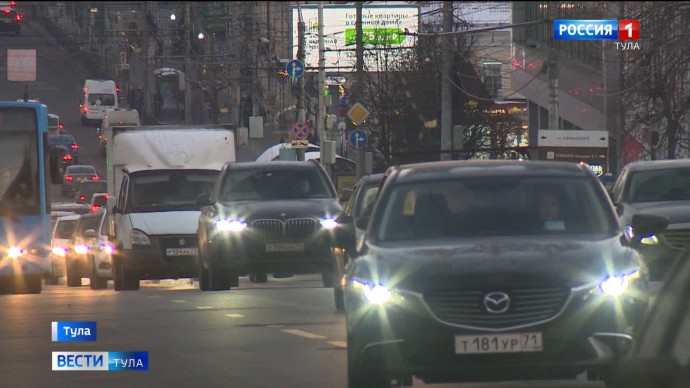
[
  {"xmin": 196, "ymin": 160, "xmax": 343, "ymax": 290},
  {"xmin": 343, "ymin": 160, "xmax": 664, "ymax": 387},
  {"xmin": 332, "ymin": 173, "xmax": 384, "ymax": 311},
  {"xmin": 0, "ymin": 6, "xmax": 21, "ymax": 36},
  {"xmin": 608, "ymin": 242, "xmax": 690, "ymax": 388},
  {"xmin": 48, "ymin": 134, "xmax": 80, "ymax": 164},
  {"xmin": 50, "ymin": 202, "xmax": 92, "ymax": 217},
  {"xmin": 609, "ymin": 159, "xmax": 690, "ymax": 281},
  {"xmin": 89, "ymin": 192, "xmax": 108, "ymax": 213},
  {"xmin": 74, "ymin": 180, "xmax": 108, "ymax": 205},
  {"xmin": 82, "ymin": 209, "xmax": 113, "ymax": 289},
  {"xmin": 48, "ymin": 214, "xmax": 81, "ymax": 285},
  {"xmin": 64, "ymin": 210, "xmax": 108, "ymax": 288},
  {"xmin": 61, "ymin": 164, "xmax": 99, "ymax": 196}
]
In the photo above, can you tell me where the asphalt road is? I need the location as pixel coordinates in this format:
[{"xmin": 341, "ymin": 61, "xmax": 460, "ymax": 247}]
[{"xmin": 0, "ymin": 9, "xmax": 618, "ymax": 388}]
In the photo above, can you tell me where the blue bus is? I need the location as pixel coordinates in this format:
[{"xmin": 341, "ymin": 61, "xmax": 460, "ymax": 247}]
[{"xmin": 0, "ymin": 101, "xmax": 62, "ymax": 294}]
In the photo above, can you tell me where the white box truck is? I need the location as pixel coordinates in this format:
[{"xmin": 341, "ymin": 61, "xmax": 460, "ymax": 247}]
[
  {"xmin": 80, "ymin": 79, "xmax": 118, "ymax": 125},
  {"xmin": 98, "ymin": 108, "xmax": 140, "ymax": 157},
  {"xmin": 105, "ymin": 124, "xmax": 236, "ymax": 291}
]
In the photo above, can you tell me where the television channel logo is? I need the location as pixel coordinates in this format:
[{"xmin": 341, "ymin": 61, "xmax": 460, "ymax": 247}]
[
  {"xmin": 52, "ymin": 351, "xmax": 149, "ymax": 371},
  {"xmin": 554, "ymin": 20, "xmax": 639, "ymax": 41},
  {"xmin": 51, "ymin": 321, "xmax": 96, "ymax": 342}
]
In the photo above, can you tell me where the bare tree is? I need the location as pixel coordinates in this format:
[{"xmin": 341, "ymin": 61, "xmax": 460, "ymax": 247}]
[{"xmin": 623, "ymin": 1, "xmax": 690, "ymax": 159}]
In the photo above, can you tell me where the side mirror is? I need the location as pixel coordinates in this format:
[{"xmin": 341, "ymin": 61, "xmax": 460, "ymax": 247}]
[
  {"xmin": 195, "ymin": 192, "xmax": 213, "ymax": 206},
  {"xmin": 83, "ymin": 229, "xmax": 97, "ymax": 238},
  {"xmin": 355, "ymin": 216, "xmax": 370, "ymax": 230}
]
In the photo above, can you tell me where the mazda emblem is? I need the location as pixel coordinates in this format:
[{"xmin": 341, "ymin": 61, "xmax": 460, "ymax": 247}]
[
  {"xmin": 178, "ymin": 239, "xmax": 186, "ymax": 246},
  {"xmin": 484, "ymin": 292, "xmax": 510, "ymax": 314}
]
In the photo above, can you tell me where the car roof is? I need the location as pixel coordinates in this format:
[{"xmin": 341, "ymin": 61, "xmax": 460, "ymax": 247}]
[
  {"xmin": 229, "ymin": 160, "xmax": 321, "ymax": 171},
  {"xmin": 388, "ymin": 160, "xmax": 593, "ymax": 184},
  {"xmin": 66, "ymin": 165, "xmax": 96, "ymax": 170},
  {"xmin": 56, "ymin": 214, "xmax": 82, "ymax": 222},
  {"xmin": 358, "ymin": 173, "xmax": 385, "ymax": 186},
  {"xmin": 622, "ymin": 159, "xmax": 690, "ymax": 171}
]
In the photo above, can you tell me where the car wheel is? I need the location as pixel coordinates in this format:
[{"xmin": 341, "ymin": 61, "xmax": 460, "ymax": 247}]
[
  {"xmin": 208, "ymin": 262, "xmax": 231, "ymax": 290},
  {"xmin": 90, "ymin": 258, "xmax": 107, "ymax": 290},
  {"xmin": 322, "ymin": 267, "xmax": 335, "ymax": 288},
  {"xmin": 249, "ymin": 272, "xmax": 267, "ymax": 283},
  {"xmin": 334, "ymin": 285, "xmax": 345, "ymax": 312},
  {"xmin": 65, "ymin": 259, "xmax": 81, "ymax": 287},
  {"xmin": 197, "ymin": 254, "xmax": 211, "ymax": 291},
  {"xmin": 112, "ymin": 254, "xmax": 139, "ymax": 291}
]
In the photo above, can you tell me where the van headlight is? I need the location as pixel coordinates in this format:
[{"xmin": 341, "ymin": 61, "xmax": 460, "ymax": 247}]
[{"xmin": 130, "ymin": 229, "xmax": 151, "ymax": 245}]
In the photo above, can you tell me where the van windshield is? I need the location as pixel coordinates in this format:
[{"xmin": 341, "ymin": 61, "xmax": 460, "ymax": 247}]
[{"xmin": 88, "ymin": 94, "xmax": 116, "ymax": 106}]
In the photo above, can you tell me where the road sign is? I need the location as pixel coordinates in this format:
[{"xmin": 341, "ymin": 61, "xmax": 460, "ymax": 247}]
[
  {"xmin": 292, "ymin": 139, "xmax": 309, "ymax": 148},
  {"xmin": 286, "ymin": 59, "xmax": 304, "ymax": 79},
  {"xmin": 7, "ymin": 49, "xmax": 36, "ymax": 82},
  {"xmin": 347, "ymin": 102, "xmax": 370, "ymax": 125},
  {"xmin": 349, "ymin": 129, "xmax": 368, "ymax": 149},
  {"xmin": 291, "ymin": 122, "xmax": 310, "ymax": 140}
]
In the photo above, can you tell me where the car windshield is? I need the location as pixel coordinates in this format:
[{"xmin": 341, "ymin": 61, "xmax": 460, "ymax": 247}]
[
  {"xmin": 54, "ymin": 219, "xmax": 78, "ymax": 239},
  {"xmin": 219, "ymin": 167, "xmax": 333, "ymax": 201},
  {"xmin": 375, "ymin": 176, "xmax": 616, "ymax": 241},
  {"xmin": 129, "ymin": 170, "xmax": 217, "ymax": 210},
  {"xmin": 627, "ymin": 168, "xmax": 690, "ymax": 202},
  {"xmin": 67, "ymin": 166, "xmax": 95, "ymax": 175}
]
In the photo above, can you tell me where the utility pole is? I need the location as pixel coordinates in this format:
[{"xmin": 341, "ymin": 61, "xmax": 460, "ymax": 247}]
[
  {"xmin": 317, "ymin": 2, "xmax": 327, "ymax": 172},
  {"xmin": 440, "ymin": 1, "xmax": 453, "ymax": 161},
  {"xmin": 355, "ymin": 1, "xmax": 365, "ymax": 179},
  {"xmin": 296, "ymin": 3, "xmax": 306, "ymax": 161},
  {"xmin": 184, "ymin": 2, "xmax": 192, "ymax": 124}
]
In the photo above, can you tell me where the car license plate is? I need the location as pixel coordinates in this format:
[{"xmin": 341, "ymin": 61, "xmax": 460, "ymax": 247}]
[
  {"xmin": 455, "ymin": 332, "xmax": 542, "ymax": 354},
  {"xmin": 265, "ymin": 243, "xmax": 304, "ymax": 252},
  {"xmin": 165, "ymin": 247, "xmax": 198, "ymax": 257}
]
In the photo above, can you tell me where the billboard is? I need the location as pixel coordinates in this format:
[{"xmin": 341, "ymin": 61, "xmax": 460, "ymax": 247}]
[{"xmin": 291, "ymin": 6, "xmax": 419, "ymax": 72}]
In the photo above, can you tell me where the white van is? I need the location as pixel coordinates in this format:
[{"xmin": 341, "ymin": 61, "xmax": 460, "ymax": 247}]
[
  {"xmin": 48, "ymin": 113, "xmax": 62, "ymax": 135},
  {"xmin": 98, "ymin": 108, "xmax": 140, "ymax": 157},
  {"xmin": 80, "ymin": 79, "xmax": 118, "ymax": 126}
]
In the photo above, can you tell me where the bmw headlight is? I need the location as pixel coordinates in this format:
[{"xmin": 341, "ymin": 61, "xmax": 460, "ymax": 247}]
[
  {"xmin": 353, "ymin": 279, "xmax": 393, "ymax": 304},
  {"xmin": 215, "ymin": 219, "xmax": 247, "ymax": 233},
  {"xmin": 130, "ymin": 229, "xmax": 151, "ymax": 245},
  {"xmin": 599, "ymin": 271, "xmax": 640, "ymax": 297},
  {"xmin": 319, "ymin": 217, "xmax": 338, "ymax": 230}
]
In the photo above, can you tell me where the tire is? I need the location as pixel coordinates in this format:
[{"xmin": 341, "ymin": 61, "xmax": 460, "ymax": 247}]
[
  {"xmin": 112, "ymin": 254, "xmax": 139, "ymax": 291},
  {"xmin": 334, "ymin": 285, "xmax": 345, "ymax": 312},
  {"xmin": 322, "ymin": 267, "xmax": 335, "ymax": 288},
  {"xmin": 197, "ymin": 254, "xmax": 211, "ymax": 291},
  {"xmin": 249, "ymin": 272, "xmax": 267, "ymax": 283},
  {"xmin": 65, "ymin": 259, "xmax": 82, "ymax": 287},
  {"xmin": 90, "ymin": 258, "xmax": 107, "ymax": 290},
  {"xmin": 208, "ymin": 262, "xmax": 231, "ymax": 290},
  {"xmin": 13, "ymin": 275, "xmax": 42, "ymax": 294}
]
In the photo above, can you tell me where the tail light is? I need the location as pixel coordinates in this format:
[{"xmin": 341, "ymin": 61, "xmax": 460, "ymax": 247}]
[
  {"xmin": 62, "ymin": 155, "xmax": 72, "ymax": 161},
  {"xmin": 64, "ymin": 176, "xmax": 73, "ymax": 181},
  {"xmin": 79, "ymin": 195, "xmax": 86, "ymax": 202},
  {"xmin": 70, "ymin": 144, "xmax": 79, "ymax": 149},
  {"xmin": 3, "ymin": 9, "xmax": 9, "ymax": 14},
  {"xmin": 91, "ymin": 176, "xmax": 100, "ymax": 180},
  {"xmin": 90, "ymin": 205, "xmax": 101, "ymax": 213},
  {"xmin": 14, "ymin": 13, "xmax": 21, "ymax": 21},
  {"xmin": 59, "ymin": 123, "xmax": 64, "ymax": 130},
  {"xmin": 82, "ymin": 106, "xmax": 88, "ymax": 113}
]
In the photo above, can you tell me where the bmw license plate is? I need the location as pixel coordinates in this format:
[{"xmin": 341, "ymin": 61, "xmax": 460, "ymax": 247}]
[
  {"xmin": 455, "ymin": 332, "xmax": 542, "ymax": 354},
  {"xmin": 265, "ymin": 243, "xmax": 304, "ymax": 252},
  {"xmin": 165, "ymin": 247, "xmax": 198, "ymax": 257}
]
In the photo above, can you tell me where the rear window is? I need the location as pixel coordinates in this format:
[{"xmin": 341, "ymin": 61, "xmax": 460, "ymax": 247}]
[
  {"xmin": 87, "ymin": 94, "xmax": 116, "ymax": 106},
  {"xmin": 67, "ymin": 166, "xmax": 95, "ymax": 175},
  {"xmin": 91, "ymin": 195, "xmax": 108, "ymax": 206},
  {"xmin": 54, "ymin": 219, "xmax": 78, "ymax": 239}
]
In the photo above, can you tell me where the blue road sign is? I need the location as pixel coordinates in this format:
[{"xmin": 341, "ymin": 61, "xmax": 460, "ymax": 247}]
[
  {"xmin": 286, "ymin": 60, "xmax": 304, "ymax": 79},
  {"xmin": 349, "ymin": 129, "xmax": 368, "ymax": 148},
  {"xmin": 292, "ymin": 122, "xmax": 310, "ymax": 140}
]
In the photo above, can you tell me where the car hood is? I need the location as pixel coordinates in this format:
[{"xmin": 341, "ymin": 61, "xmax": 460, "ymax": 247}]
[
  {"xmin": 217, "ymin": 198, "xmax": 342, "ymax": 220},
  {"xmin": 620, "ymin": 200, "xmax": 690, "ymax": 225},
  {"xmin": 129, "ymin": 211, "xmax": 200, "ymax": 235},
  {"xmin": 352, "ymin": 236, "xmax": 641, "ymax": 293}
]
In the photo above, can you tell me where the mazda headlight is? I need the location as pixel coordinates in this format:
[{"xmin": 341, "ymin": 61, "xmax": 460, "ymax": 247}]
[
  {"xmin": 352, "ymin": 279, "xmax": 393, "ymax": 305},
  {"xmin": 130, "ymin": 229, "xmax": 151, "ymax": 245},
  {"xmin": 599, "ymin": 271, "xmax": 640, "ymax": 297},
  {"xmin": 319, "ymin": 217, "xmax": 338, "ymax": 230},
  {"xmin": 639, "ymin": 234, "xmax": 659, "ymax": 245},
  {"xmin": 215, "ymin": 219, "xmax": 247, "ymax": 233}
]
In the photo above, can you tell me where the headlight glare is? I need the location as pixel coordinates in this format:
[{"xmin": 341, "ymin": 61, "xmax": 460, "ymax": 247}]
[
  {"xmin": 52, "ymin": 246, "xmax": 67, "ymax": 256},
  {"xmin": 320, "ymin": 217, "xmax": 338, "ymax": 230},
  {"xmin": 215, "ymin": 219, "xmax": 247, "ymax": 232},
  {"xmin": 600, "ymin": 274, "xmax": 631, "ymax": 297},
  {"xmin": 363, "ymin": 283, "xmax": 393, "ymax": 304},
  {"xmin": 74, "ymin": 244, "xmax": 89, "ymax": 254},
  {"xmin": 7, "ymin": 246, "xmax": 24, "ymax": 258},
  {"xmin": 640, "ymin": 234, "xmax": 659, "ymax": 245}
]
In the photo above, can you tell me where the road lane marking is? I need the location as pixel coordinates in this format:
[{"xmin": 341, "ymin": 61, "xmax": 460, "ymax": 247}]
[
  {"xmin": 196, "ymin": 306, "xmax": 213, "ymax": 309},
  {"xmin": 224, "ymin": 313, "xmax": 244, "ymax": 318},
  {"xmin": 328, "ymin": 341, "xmax": 347, "ymax": 348},
  {"xmin": 170, "ymin": 300, "xmax": 186, "ymax": 303},
  {"xmin": 281, "ymin": 329, "xmax": 327, "ymax": 340}
]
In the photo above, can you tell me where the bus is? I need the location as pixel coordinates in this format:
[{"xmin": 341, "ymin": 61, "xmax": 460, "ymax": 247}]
[{"xmin": 0, "ymin": 101, "xmax": 62, "ymax": 294}]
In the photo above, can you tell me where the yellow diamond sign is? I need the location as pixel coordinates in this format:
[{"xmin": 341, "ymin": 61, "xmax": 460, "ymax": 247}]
[{"xmin": 347, "ymin": 102, "xmax": 370, "ymax": 125}]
